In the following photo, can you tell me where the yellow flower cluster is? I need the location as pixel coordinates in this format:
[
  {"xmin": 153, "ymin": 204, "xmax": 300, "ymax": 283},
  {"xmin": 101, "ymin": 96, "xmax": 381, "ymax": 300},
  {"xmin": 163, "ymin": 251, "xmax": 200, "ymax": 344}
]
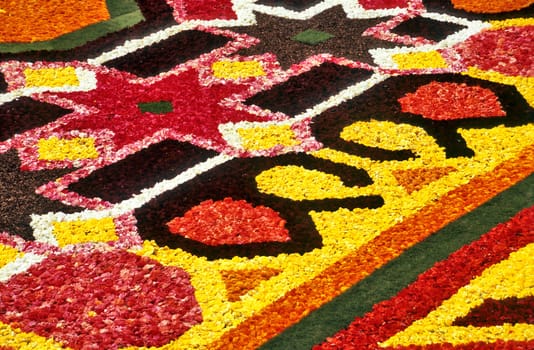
[
  {"xmin": 211, "ymin": 60, "xmax": 266, "ymax": 80},
  {"xmin": 0, "ymin": 322, "xmax": 67, "ymax": 349},
  {"xmin": 392, "ymin": 51, "xmax": 449, "ymax": 70},
  {"xmin": 24, "ymin": 67, "xmax": 80, "ymax": 88},
  {"xmin": 237, "ymin": 124, "xmax": 301, "ymax": 151},
  {"xmin": 38, "ymin": 136, "xmax": 99, "ymax": 161},
  {"xmin": 256, "ymin": 165, "xmax": 360, "ymax": 200},
  {"xmin": 0, "ymin": 244, "xmax": 23, "ymax": 268},
  {"xmin": 489, "ymin": 17, "xmax": 534, "ymax": 29},
  {"xmin": 52, "ymin": 217, "xmax": 118, "ymax": 247}
]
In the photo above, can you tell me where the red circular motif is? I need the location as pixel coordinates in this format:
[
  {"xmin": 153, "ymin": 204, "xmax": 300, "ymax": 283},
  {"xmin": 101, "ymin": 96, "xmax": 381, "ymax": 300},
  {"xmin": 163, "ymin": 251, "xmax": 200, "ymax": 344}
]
[{"xmin": 0, "ymin": 250, "xmax": 202, "ymax": 349}]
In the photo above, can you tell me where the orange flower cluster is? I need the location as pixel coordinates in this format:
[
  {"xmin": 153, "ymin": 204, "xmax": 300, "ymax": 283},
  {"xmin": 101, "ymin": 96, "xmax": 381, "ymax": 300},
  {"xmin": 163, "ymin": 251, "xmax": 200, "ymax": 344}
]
[
  {"xmin": 451, "ymin": 0, "xmax": 534, "ymax": 14},
  {"xmin": 0, "ymin": 0, "xmax": 110, "ymax": 43},
  {"xmin": 221, "ymin": 268, "xmax": 281, "ymax": 302}
]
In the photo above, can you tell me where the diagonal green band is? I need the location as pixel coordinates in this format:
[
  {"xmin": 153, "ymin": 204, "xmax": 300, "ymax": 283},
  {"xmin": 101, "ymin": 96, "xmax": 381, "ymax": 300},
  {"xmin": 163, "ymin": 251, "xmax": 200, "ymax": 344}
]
[{"xmin": 260, "ymin": 172, "xmax": 534, "ymax": 350}]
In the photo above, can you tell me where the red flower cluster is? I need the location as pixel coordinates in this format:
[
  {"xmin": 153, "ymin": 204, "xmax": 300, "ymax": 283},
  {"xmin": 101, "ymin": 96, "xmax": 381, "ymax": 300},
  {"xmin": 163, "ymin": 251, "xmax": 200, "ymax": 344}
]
[
  {"xmin": 398, "ymin": 81, "xmax": 506, "ymax": 120},
  {"xmin": 454, "ymin": 26, "xmax": 534, "ymax": 77},
  {"xmin": 167, "ymin": 197, "xmax": 290, "ymax": 246},
  {"xmin": 169, "ymin": 0, "xmax": 237, "ymax": 21},
  {"xmin": 358, "ymin": 0, "xmax": 410, "ymax": 10},
  {"xmin": 0, "ymin": 249, "xmax": 202, "ymax": 349}
]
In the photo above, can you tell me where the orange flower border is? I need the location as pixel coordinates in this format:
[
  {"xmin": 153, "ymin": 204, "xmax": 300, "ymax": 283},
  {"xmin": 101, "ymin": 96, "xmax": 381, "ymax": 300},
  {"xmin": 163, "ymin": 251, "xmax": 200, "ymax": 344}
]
[{"xmin": 210, "ymin": 144, "xmax": 534, "ymax": 349}]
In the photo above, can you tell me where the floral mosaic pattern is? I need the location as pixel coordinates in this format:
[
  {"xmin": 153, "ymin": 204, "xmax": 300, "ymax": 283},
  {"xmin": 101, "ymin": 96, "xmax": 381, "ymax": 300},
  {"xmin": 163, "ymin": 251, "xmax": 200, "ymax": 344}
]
[{"xmin": 0, "ymin": 0, "xmax": 533, "ymax": 349}]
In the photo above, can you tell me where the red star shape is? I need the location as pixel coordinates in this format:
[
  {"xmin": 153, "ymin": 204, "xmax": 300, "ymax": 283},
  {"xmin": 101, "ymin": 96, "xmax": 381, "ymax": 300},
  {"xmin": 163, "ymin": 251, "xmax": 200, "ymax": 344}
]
[{"xmin": 35, "ymin": 65, "xmax": 264, "ymax": 152}]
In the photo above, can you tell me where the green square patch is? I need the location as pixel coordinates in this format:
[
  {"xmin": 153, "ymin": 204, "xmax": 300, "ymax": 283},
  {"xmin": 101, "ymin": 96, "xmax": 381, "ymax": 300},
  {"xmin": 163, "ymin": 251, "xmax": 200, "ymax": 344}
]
[
  {"xmin": 292, "ymin": 29, "xmax": 334, "ymax": 45},
  {"xmin": 137, "ymin": 101, "xmax": 174, "ymax": 114}
]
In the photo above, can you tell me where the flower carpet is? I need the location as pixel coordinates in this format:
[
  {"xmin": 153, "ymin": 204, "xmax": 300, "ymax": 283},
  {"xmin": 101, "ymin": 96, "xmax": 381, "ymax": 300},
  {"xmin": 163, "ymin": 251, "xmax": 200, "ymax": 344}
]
[{"xmin": 0, "ymin": 0, "xmax": 533, "ymax": 349}]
